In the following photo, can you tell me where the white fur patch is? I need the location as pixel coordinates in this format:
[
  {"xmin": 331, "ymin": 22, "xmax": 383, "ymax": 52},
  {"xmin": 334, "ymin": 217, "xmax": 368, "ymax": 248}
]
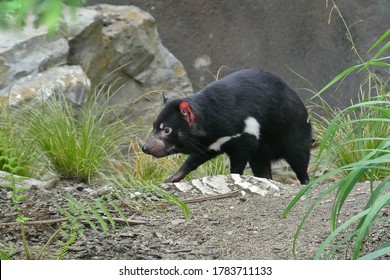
[
  {"xmin": 208, "ymin": 117, "xmax": 260, "ymax": 151},
  {"xmin": 244, "ymin": 117, "xmax": 260, "ymax": 139},
  {"xmin": 209, "ymin": 134, "xmax": 241, "ymax": 151}
]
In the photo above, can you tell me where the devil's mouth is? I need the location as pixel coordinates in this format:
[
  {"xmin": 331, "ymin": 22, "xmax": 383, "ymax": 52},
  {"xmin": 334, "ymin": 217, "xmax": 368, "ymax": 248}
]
[{"xmin": 151, "ymin": 145, "xmax": 177, "ymax": 158}]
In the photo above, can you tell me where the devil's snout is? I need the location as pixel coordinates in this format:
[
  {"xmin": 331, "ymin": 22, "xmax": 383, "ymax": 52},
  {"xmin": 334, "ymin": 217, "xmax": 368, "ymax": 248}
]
[{"xmin": 142, "ymin": 144, "xmax": 150, "ymax": 154}]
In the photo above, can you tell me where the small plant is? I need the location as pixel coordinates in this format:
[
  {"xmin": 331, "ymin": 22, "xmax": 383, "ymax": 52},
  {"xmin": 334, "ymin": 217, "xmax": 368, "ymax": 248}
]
[
  {"xmin": 283, "ymin": 2, "xmax": 390, "ymax": 259},
  {"xmin": 0, "ymin": 0, "xmax": 22, "ymax": 28},
  {"xmin": 0, "ymin": 159, "xmax": 136, "ymax": 259},
  {"xmin": 124, "ymin": 140, "xmax": 184, "ymax": 184},
  {"xmin": 51, "ymin": 192, "xmax": 131, "ymax": 259},
  {"xmin": 102, "ymin": 152, "xmax": 190, "ymax": 219},
  {"xmin": 190, "ymin": 154, "xmax": 231, "ymax": 179},
  {"xmin": 0, "ymin": 241, "xmax": 14, "ymax": 260},
  {"xmin": 0, "ymin": 159, "xmax": 32, "ymax": 259},
  {"xmin": 0, "ymin": 107, "xmax": 39, "ymax": 177},
  {"xmin": 311, "ymin": 76, "xmax": 390, "ymax": 181},
  {"xmin": 0, "ymin": 158, "xmax": 68, "ymax": 260},
  {"xmin": 19, "ymin": 90, "xmax": 131, "ymax": 183},
  {"xmin": 0, "ymin": 0, "xmax": 85, "ymax": 33}
]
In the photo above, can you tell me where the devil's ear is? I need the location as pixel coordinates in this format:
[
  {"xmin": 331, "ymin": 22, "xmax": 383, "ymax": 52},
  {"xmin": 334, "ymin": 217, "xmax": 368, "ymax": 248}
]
[{"xmin": 178, "ymin": 101, "xmax": 195, "ymax": 126}]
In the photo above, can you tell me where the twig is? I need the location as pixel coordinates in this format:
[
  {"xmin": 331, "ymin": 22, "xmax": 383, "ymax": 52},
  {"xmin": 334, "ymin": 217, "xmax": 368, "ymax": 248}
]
[
  {"xmin": 178, "ymin": 190, "xmax": 241, "ymax": 204},
  {"xmin": 0, "ymin": 216, "xmax": 146, "ymax": 227},
  {"xmin": 167, "ymin": 248, "xmax": 192, "ymax": 254}
]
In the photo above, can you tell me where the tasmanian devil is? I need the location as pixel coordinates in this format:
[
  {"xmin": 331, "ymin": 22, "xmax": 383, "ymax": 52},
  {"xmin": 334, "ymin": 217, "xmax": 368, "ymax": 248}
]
[{"xmin": 142, "ymin": 69, "xmax": 312, "ymax": 184}]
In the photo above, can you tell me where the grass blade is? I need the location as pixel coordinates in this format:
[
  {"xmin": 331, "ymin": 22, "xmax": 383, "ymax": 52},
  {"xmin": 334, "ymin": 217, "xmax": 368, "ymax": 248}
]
[
  {"xmin": 367, "ymin": 29, "xmax": 390, "ymax": 52},
  {"xmin": 352, "ymin": 192, "xmax": 390, "ymax": 259},
  {"xmin": 314, "ymin": 209, "xmax": 370, "ymax": 259}
]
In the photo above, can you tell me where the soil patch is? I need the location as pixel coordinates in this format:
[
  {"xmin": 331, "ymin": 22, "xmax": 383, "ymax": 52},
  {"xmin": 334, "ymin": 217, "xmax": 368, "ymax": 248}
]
[{"xmin": 0, "ymin": 178, "xmax": 389, "ymax": 260}]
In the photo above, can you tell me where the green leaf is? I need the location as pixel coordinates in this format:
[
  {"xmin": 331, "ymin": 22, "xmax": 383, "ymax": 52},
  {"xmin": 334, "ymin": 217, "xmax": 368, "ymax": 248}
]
[
  {"xmin": 96, "ymin": 197, "xmax": 116, "ymax": 231},
  {"xmin": 311, "ymin": 64, "xmax": 361, "ymax": 99},
  {"xmin": 359, "ymin": 243, "xmax": 390, "ymax": 260},
  {"xmin": 16, "ymin": 216, "xmax": 33, "ymax": 223},
  {"xmin": 314, "ymin": 209, "xmax": 370, "ymax": 259},
  {"xmin": 367, "ymin": 29, "xmax": 390, "ymax": 52},
  {"xmin": 352, "ymin": 192, "xmax": 390, "ymax": 259},
  {"xmin": 89, "ymin": 207, "xmax": 108, "ymax": 235},
  {"xmin": 367, "ymin": 41, "xmax": 390, "ymax": 64}
]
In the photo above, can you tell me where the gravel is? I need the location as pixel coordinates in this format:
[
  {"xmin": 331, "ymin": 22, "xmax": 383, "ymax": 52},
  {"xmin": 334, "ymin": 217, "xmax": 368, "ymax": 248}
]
[{"xmin": 1, "ymin": 176, "xmax": 389, "ymax": 260}]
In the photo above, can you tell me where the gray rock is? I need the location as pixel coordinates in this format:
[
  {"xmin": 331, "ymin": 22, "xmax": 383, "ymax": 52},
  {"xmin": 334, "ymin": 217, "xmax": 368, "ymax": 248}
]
[
  {"xmin": 86, "ymin": 4, "xmax": 193, "ymax": 126},
  {"xmin": 171, "ymin": 218, "xmax": 186, "ymax": 225},
  {"xmin": 202, "ymin": 175, "xmax": 233, "ymax": 194},
  {"xmin": 0, "ymin": 170, "xmax": 48, "ymax": 189},
  {"xmin": 161, "ymin": 174, "xmax": 286, "ymax": 197},
  {"xmin": 65, "ymin": 7, "xmax": 106, "ymax": 86},
  {"xmin": 0, "ymin": 27, "xmax": 69, "ymax": 90},
  {"xmin": 0, "ymin": 65, "xmax": 90, "ymax": 106},
  {"xmin": 0, "ymin": 5, "xmax": 192, "ymax": 127}
]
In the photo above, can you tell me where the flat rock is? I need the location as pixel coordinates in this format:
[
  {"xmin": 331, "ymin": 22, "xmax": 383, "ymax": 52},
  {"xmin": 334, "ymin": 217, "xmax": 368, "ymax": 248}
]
[
  {"xmin": 161, "ymin": 174, "xmax": 286, "ymax": 196},
  {"xmin": 0, "ymin": 170, "xmax": 48, "ymax": 190}
]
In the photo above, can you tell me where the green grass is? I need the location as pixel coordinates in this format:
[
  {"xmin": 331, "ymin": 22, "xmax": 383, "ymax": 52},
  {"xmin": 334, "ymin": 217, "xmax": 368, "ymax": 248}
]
[
  {"xmin": 18, "ymin": 90, "xmax": 131, "ymax": 183},
  {"xmin": 0, "ymin": 0, "xmax": 86, "ymax": 33},
  {"xmin": 283, "ymin": 17, "xmax": 390, "ymax": 259},
  {"xmin": 0, "ymin": 106, "xmax": 40, "ymax": 177},
  {"xmin": 101, "ymin": 150, "xmax": 191, "ymax": 218},
  {"xmin": 191, "ymin": 155, "xmax": 231, "ymax": 179},
  {"xmin": 112, "ymin": 138, "xmax": 231, "ymax": 185},
  {"xmin": 0, "ymin": 0, "xmax": 201, "ymax": 260},
  {"xmin": 1, "ymin": 87, "xmax": 194, "ymax": 259},
  {"xmin": 311, "ymin": 76, "xmax": 390, "ymax": 182},
  {"xmin": 120, "ymin": 140, "xmax": 184, "ymax": 184}
]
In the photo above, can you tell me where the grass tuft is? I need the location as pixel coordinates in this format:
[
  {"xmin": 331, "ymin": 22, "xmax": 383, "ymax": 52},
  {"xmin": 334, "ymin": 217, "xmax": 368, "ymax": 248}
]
[
  {"xmin": 19, "ymin": 90, "xmax": 130, "ymax": 183},
  {"xmin": 311, "ymin": 75, "xmax": 390, "ymax": 182}
]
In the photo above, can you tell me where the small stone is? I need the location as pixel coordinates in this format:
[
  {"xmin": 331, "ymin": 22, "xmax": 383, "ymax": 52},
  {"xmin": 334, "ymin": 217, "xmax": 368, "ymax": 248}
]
[
  {"xmin": 171, "ymin": 219, "xmax": 186, "ymax": 225},
  {"xmin": 119, "ymin": 232, "xmax": 137, "ymax": 238}
]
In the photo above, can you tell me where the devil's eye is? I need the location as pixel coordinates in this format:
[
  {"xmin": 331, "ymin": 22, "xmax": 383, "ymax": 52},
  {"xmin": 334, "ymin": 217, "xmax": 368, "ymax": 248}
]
[{"xmin": 164, "ymin": 127, "xmax": 172, "ymax": 134}]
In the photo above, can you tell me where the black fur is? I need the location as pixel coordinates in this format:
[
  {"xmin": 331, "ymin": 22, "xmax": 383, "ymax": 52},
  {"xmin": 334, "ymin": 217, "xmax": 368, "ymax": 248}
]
[{"xmin": 142, "ymin": 69, "xmax": 312, "ymax": 184}]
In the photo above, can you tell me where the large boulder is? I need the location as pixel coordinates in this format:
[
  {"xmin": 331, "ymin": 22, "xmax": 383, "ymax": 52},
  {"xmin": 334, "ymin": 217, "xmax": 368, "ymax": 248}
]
[
  {"xmin": 0, "ymin": 65, "xmax": 90, "ymax": 106},
  {"xmin": 86, "ymin": 4, "xmax": 193, "ymax": 125},
  {"xmin": 0, "ymin": 27, "xmax": 69, "ymax": 90},
  {"xmin": 0, "ymin": 5, "xmax": 192, "ymax": 126},
  {"xmin": 0, "ymin": 8, "xmax": 100, "ymax": 106},
  {"xmin": 64, "ymin": 7, "xmax": 106, "ymax": 86}
]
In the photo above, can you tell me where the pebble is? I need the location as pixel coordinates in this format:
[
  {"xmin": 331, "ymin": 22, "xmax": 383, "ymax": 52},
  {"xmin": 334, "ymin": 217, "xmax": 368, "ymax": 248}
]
[{"xmin": 171, "ymin": 219, "xmax": 186, "ymax": 225}]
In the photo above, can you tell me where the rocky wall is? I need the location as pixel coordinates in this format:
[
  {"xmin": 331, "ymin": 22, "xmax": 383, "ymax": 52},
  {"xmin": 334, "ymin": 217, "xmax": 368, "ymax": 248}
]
[{"xmin": 0, "ymin": 5, "xmax": 192, "ymax": 126}]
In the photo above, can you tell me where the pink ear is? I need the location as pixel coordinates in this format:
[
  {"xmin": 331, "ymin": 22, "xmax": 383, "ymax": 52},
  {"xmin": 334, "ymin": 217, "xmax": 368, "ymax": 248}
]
[{"xmin": 179, "ymin": 101, "xmax": 195, "ymax": 126}]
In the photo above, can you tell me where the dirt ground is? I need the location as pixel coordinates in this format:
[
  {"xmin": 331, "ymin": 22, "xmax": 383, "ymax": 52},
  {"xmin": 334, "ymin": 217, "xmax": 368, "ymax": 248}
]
[{"xmin": 1, "ymin": 175, "xmax": 389, "ymax": 260}]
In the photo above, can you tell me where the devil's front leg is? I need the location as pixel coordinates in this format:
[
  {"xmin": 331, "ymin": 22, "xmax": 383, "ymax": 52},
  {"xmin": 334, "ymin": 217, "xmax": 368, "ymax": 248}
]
[{"xmin": 165, "ymin": 152, "xmax": 220, "ymax": 183}]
